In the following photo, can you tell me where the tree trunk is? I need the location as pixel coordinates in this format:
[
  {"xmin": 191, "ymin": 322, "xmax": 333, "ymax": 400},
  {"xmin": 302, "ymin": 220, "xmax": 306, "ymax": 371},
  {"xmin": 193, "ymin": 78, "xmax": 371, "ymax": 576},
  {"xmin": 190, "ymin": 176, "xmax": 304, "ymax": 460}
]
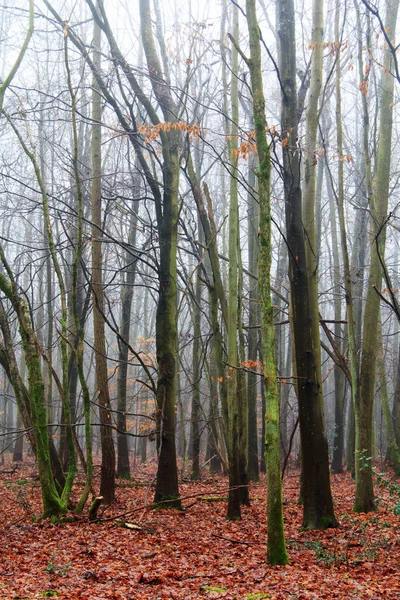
[
  {"xmin": 247, "ymin": 159, "xmax": 260, "ymax": 481},
  {"xmin": 246, "ymin": 0, "xmax": 288, "ymax": 564},
  {"xmin": 190, "ymin": 254, "xmax": 202, "ymax": 481},
  {"xmin": 139, "ymin": 0, "xmax": 181, "ymax": 508},
  {"xmin": 392, "ymin": 342, "xmax": 400, "ymax": 446},
  {"xmin": 226, "ymin": 1, "xmax": 242, "ymax": 520},
  {"xmin": 116, "ymin": 165, "xmax": 140, "ymax": 480},
  {"xmin": 91, "ymin": 13, "xmax": 115, "ymax": 503},
  {"xmin": 377, "ymin": 319, "xmax": 400, "ymax": 473},
  {"xmin": 0, "ymin": 269, "xmax": 64, "ymax": 517},
  {"xmin": 354, "ymin": 0, "xmax": 399, "ymax": 513},
  {"xmin": 278, "ymin": 0, "xmax": 337, "ymax": 529}
]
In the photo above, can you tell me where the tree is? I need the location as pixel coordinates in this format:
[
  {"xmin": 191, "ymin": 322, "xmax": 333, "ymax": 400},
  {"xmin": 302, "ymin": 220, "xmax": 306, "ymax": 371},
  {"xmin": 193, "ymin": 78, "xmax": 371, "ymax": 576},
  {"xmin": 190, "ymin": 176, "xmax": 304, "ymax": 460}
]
[
  {"xmin": 245, "ymin": 0, "xmax": 288, "ymax": 564},
  {"xmin": 91, "ymin": 12, "xmax": 116, "ymax": 504},
  {"xmin": 138, "ymin": 0, "xmax": 181, "ymax": 507},
  {"xmin": 226, "ymin": 0, "xmax": 243, "ymax": 520},
  {"xmin": 278, "ymin": 0, "xmax": 337, "ymax": 529},
  {"xmin": 354, "ymin": 0, "xmax": 400, "ymax": 512},
  {"xmin": 0, "ymin": 0, "xmax": 34, "ymax": 112},
  {"xmin": 116, "ymin": 160, "xmax": 140, "ymax": 480}
]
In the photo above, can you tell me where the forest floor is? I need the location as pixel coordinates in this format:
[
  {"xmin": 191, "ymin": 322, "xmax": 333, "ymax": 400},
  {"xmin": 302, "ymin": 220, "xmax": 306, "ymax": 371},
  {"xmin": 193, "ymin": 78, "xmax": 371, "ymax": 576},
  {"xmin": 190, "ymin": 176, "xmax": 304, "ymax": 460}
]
[{"xmin": 0, "ymin": 458, "xmax": 400, "ymax": 599}]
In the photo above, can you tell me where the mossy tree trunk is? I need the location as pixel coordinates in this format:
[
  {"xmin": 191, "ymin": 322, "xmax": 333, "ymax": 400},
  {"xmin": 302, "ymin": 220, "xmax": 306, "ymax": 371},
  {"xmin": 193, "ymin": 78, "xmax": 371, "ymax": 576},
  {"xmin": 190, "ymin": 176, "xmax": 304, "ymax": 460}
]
[
  {"xmin": 354, "ymin": 0, "xmax": 399, "ymax": 513},
  {"xmin": 247, "ymin": 159, "xmax": 260, "ymax": 481},
  {"xmin": 0, "ymin": 261, "xmax": 64, "ymax": 517},
  {"xmin": 246, "ymin": 0, "xmax": 288, "ymax": 564},
  {"xmin": 226, "ymin": 1, "xmax": 242, "ymax": 520}
]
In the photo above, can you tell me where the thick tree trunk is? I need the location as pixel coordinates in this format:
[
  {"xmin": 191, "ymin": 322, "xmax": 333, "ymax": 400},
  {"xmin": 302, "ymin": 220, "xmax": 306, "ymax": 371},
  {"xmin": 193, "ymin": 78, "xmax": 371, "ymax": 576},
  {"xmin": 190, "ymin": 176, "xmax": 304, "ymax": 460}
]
[
  {"xmin": 354, "ymin": 0, "xmax": 399, "ymax": 513},
  {"xmin": 139, "ymin": 0, "xmax": 181, "ymax": 508},
  {"xmin": 278, "ymin": 0, "xmax": 337, "ymax": 529}
]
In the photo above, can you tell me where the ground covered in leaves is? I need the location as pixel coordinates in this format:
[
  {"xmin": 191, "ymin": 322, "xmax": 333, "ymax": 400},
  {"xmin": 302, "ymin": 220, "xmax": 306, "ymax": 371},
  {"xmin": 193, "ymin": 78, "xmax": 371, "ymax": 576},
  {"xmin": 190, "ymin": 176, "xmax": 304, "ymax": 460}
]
[{"xmin": 1, "ymin": 459, "xmax": 400, "ymax": 599}]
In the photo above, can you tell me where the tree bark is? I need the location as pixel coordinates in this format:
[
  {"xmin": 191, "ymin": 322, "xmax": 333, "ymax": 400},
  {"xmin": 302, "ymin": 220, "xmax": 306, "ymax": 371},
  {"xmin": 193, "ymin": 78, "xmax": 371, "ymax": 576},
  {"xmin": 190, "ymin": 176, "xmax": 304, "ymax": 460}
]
[
  {"xmin": 226, "ymin": 1, "xmax": 242, "ymax": 520},
  {"xmin": 116, "ymin": 166, "xmax": 140, "ymax": 480},
  {"xmin": 91, "ymin": 13, "xmax": 115, "ymax": 503},
  {"xmin": 139, "ymin": 0, "xmax": 181, "ymax": 508},
  {"xmin": 247, "ymin": 159, "xmax": 260, "ymax": 481},
  {"xmin": 278, "ymin": 0, "xmax": 337, "ymax": 529},
  {"xmin": 354, "ymin": 0, "xmax": 399, "ymax": 513},
  {"xmin": 246, "ymin": 0, "xmax": 288, "ymax": 564}
]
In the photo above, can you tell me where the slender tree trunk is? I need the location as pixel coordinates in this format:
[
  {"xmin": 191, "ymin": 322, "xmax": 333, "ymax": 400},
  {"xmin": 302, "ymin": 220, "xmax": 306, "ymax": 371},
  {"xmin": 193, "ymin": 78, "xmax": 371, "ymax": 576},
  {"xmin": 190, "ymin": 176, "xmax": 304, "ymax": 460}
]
[
  {"xmin": 116, "ymin": 165, "xmax": 140, "ymax": 479},
  {"xmin": 226, "ymin": 1, "xmax": 242, "ymax": 520},
  {"xmin": 274, "ymin": 239, "xmax": 289, "ymax": 463},
  {"xmin": 331, "ymin": 0, "xmax": 357, "ymax": 476},
  {"xmin": 190, "ymin": 255, "xmax": 202, "ymax": 481},
  {"xmin": 392, "ymin": 342, "xmax": 400, "ymax": 446},
  {"xmin": 245, "ymin": 0, "xmax": 288, "ymax": 563},
  {"xmin": 64, "ymin": 32, "xmax": 94, "ymax": 512},
  {"xmin": 0, "ymin": 267, "xmax": 64, "ymax": 517},
  {"xmin": 327, "ymin": 62, "xmax": 345, "ymax": 472},
  {"xmin": 247, "ymin": 159, "xmax": 260, "ymax": 481},
  {"xmin": 91, "ymin": 14, "xmax": 115, "ymax": 503},
  {"xmin": 206, "ymin": 325, "xmax": 222, "ymax": 473},
  {"xmin": 377, "ymin": 319, "xmax": 400, "ymax": 473},
  {"xmin": 237, "ymin": 231, "xmax": 249, "ymax": 505},
  {"xmin": 330, "ymin": 243, "xmax": 345, "ymax": 473}
]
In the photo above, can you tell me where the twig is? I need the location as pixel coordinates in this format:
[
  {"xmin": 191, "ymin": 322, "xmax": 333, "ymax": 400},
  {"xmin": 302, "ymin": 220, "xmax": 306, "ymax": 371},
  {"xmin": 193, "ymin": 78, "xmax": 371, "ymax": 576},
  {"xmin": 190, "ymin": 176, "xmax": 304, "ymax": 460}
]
[
  {"xmin": 92, "ymin": 485, "xmax": 248, "ymax": 524},
  {"xmin": 281, "ymin": 416, "xmax": 299, "ymax": 479},
  {"xmin": 211, "ymin": 533, "xmax": 262, "ymax": 546}
]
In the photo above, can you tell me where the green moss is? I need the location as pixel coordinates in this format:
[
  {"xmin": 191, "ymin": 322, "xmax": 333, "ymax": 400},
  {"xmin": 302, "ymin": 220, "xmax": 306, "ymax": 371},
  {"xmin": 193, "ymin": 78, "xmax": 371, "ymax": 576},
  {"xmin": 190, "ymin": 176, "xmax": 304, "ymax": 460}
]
[
  {"xmin": 202, "ymin": 585, "xmax": 227, "ymax": 594},
  {"xmin": 319, "ymin": 514, "xmax": 339, "ymax": 529}
]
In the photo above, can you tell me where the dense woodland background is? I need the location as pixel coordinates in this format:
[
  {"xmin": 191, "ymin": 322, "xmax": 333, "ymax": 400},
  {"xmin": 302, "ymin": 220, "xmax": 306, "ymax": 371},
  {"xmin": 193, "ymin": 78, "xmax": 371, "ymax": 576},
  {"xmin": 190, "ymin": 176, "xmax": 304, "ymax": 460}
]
[{"xmin": 1, "ymin": 0, "xmax": 400, "ymax": 587}]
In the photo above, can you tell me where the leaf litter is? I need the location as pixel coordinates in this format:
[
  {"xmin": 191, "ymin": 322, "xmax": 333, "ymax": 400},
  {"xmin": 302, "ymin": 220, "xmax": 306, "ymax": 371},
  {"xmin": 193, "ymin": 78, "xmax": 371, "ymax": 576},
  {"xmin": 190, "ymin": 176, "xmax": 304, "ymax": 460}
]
[{"xmin": 0, "ymin": 459, "xmax": 400, "ymax": 599}]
